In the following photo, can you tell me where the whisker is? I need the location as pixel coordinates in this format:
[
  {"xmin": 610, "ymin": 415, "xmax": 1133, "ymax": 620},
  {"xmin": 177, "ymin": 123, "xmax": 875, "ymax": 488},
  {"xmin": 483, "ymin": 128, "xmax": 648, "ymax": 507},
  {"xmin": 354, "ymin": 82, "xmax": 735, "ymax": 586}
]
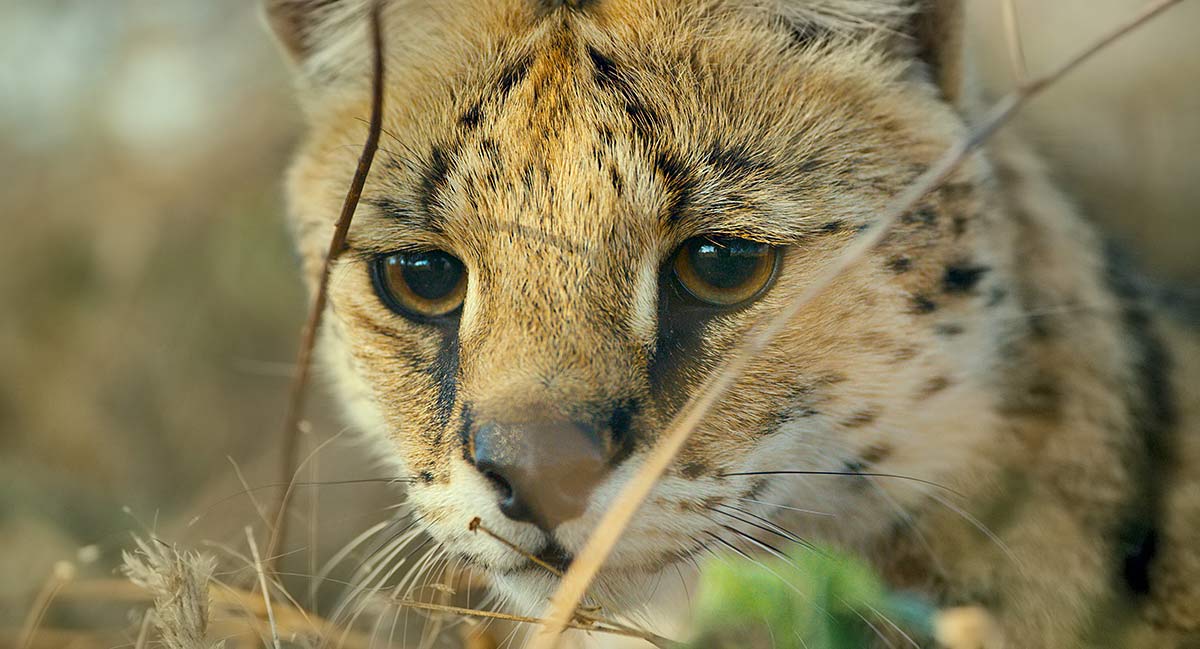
[
  {"xmin": 719, "ymin": 470, "xmax": 961, "ymax": 497},
  {"xmin": 710, "ymin": 504, "xmax": 820, "ymax": 554},
  {"xmin": 732, "ymin": 496, "xmax": 835, "ymax": 517}
]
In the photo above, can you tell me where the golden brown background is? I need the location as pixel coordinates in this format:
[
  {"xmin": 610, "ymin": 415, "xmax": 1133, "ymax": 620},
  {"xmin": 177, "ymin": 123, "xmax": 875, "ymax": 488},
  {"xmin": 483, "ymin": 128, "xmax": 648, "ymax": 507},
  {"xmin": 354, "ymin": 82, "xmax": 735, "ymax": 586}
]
[{"xmin": 1, "ymin": 0, "xmax": 1196, "ymax": 641}]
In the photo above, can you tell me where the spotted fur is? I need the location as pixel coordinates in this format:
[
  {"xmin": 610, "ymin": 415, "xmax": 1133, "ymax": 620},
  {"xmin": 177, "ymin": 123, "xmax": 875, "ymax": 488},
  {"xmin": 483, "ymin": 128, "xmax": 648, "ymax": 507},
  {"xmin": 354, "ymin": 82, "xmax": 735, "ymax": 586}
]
[{"xmin": 266, "ymin": 0, "xmax": 1200, "ymax": 646}]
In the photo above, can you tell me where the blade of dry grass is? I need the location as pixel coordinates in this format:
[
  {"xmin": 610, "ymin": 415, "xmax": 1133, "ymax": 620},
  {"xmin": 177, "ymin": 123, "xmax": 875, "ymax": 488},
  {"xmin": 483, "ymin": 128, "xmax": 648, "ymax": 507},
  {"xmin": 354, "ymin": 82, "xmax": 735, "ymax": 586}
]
[
  {"xmin": 267, "ymin": 0, "xmax": 387, "ymax": 573},
  {"xmin": 527, "ymin": 1, "xmax": 1188, "ymax": 646},
  {"xmin": 391, "ymin": 599, "xmax": 678, "ymax": 648},
  {"xmin": 16, "ymin": 561, "xmax": 75, "ymax": 649},
  {"xmin": 246, "ymin": 527, "xmax": 282, "ymax": 649}
]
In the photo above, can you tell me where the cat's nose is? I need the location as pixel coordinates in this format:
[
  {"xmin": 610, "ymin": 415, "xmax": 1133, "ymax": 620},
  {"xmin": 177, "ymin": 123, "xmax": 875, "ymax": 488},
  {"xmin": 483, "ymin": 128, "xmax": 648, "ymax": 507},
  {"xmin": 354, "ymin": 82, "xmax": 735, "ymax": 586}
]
[{"xmin": 470, "ymin": 419, "xmax": 609, "ymax": 531}]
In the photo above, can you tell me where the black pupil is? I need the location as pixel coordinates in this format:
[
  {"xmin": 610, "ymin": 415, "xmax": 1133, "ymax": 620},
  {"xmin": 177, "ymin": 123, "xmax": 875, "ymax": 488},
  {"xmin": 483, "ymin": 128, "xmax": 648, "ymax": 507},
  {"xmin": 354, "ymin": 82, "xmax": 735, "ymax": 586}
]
[
  {"xmin": 392, "ymin": 251, "xmax": 463, "ymax": 301},
  {"xmin": 687, "ymin": 238, "xmax": 768, "ymax": 289}
]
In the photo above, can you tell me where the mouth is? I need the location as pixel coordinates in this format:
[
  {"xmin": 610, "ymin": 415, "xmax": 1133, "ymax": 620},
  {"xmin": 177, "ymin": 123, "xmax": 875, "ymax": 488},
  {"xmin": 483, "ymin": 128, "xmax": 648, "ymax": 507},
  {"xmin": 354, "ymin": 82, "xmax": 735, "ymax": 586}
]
[{"xmin": 532, "ymin": 540, "xmax": 574, "ymax": 574}]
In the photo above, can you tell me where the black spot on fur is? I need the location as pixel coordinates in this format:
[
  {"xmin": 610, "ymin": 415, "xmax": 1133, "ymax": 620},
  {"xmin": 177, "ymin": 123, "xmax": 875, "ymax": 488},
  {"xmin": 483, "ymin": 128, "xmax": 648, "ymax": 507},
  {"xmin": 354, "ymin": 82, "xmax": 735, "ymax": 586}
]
[
  {"xmin": 935, "ymin": 323, "xmax": 966, "ymax": 337},
  {"xmin": 587, "ymin": 45, "xmax": 618, "ymax": 84},
  {"xmin": 419, "ymin": 471, "xmax": 435, "ymax": 484},
  {"xmin": 495, "ymin": 55, "xmax": 532, "ymax": 102},
  {"xmin": 459, "ymin": 102, "xmax": 483, "ymax": 130},
  {"xmin": 587, "ymin": 45, "xmax": 658, "ymax": 140},
  {"xmin": 681, "ymin": 461, "xmax": 709, "ymax": 480},
  {"xmin": 820, "ymin": 220, "xmax": 845, "ymax": 234},
  {"xmin": 903, "ymin": 207, "xmax": 938, "ymax": 226},
  {"xmin": 1105, "ymin": 244, "xmax": 1178, "ymax": 598},
  {"xmin": 919, "ymin": 375, "xmax": 952, "ymax": 399},
  {"xmin": 911, "ymin": 295, "xmax": 938, "ymax": 314},
  {"xmin": 842, "ymin": 408, "xmax": 880, "ymax": 429},
  {"xmin": 886, "ymin": 256, "xmax": 912, "ymax": 273},
  {"xmin": 943, "ymin": 264, "xmax": 990, "ymax": 294},
  {"xmin": 608, "ymin": 164, "xmax": 624, "ymax": 196}
]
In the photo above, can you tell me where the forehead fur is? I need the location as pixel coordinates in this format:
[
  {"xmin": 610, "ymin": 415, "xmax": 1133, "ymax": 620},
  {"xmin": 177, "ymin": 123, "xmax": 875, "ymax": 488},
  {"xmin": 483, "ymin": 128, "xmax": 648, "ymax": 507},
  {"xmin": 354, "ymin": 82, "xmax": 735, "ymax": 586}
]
[{"xmin": 283, "ymin": 0, "xmax": 920, "ymax": 96}]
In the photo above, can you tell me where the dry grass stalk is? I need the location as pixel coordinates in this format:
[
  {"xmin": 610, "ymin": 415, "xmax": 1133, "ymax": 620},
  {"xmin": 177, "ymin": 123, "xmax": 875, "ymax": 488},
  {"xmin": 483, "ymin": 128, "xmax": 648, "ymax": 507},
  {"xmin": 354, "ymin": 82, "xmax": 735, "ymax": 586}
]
[
  {"xmin": 392, "ymin": 599, "xmax": 678, "ymax": 648},
  {"xmin": 16, "ymin": 560, "xmax": 75, "ymax": 649},
  {"xmin": 56, "ymin": 578, "xmax": 380, "ymax": 649},
  {"xmin": 245, "ymin": 527, "xmax": 282, "ymax": 649},
  {"xmin": 527, "ymin": 1, "xmax": 1189, "ymax": 646},
  {"xmin": 267, "ymin": 0, "xmax": 387, "ymax": 573},
  {"xmin": 469, "ymin": 517, "xmax": 565, "ymax": 578},
  {"xmin": 121, "ymin": 537, "xmax": 221, "ymax": 649}
]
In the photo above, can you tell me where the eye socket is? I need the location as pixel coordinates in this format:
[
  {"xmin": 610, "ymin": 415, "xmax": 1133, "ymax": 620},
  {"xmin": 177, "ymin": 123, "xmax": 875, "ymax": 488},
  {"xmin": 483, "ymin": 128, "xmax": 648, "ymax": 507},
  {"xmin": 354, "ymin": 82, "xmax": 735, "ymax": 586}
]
[
  {"xmin": 671, "ymin": 236, "xmax": 780, "ymax": 307},
  {"xmin": 372, "ymin": 250, "xmax": 467, "ymax": 319}
]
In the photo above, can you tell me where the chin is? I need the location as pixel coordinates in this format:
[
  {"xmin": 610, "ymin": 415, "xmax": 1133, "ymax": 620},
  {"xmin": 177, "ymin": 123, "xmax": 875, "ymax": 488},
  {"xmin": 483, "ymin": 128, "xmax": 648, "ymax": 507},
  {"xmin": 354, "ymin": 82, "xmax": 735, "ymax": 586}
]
[{"xmin": 487, "ymin": 560, "xmax": 692, "ymax": 622}]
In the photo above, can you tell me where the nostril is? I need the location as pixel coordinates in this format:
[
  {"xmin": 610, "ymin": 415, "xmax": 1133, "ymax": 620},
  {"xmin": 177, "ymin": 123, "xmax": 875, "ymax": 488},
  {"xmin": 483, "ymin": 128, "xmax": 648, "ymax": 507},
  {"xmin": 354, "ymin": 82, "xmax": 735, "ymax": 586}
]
[{"xmin": 481, "ymin": 468, "xmax": 513, "ymax": 500}]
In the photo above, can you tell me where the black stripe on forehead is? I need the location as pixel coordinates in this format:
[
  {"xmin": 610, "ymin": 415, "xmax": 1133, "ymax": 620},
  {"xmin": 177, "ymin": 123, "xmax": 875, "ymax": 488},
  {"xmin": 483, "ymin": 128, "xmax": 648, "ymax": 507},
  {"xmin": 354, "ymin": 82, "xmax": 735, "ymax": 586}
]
[{"xmin": 586, "ymin": 45, "xmax": 659, "ymax": 141}]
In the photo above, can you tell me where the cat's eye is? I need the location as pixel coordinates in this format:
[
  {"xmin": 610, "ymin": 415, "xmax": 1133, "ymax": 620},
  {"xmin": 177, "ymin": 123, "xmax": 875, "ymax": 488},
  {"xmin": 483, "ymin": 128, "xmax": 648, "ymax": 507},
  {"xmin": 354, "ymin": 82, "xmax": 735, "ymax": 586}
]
[
  {"xmin": 372, "ymin": 250, "xmax": 467, "ymax": 319},
  {"xmin": 671, "ymin": 236, "xmax": 780, "ymax": 306}
]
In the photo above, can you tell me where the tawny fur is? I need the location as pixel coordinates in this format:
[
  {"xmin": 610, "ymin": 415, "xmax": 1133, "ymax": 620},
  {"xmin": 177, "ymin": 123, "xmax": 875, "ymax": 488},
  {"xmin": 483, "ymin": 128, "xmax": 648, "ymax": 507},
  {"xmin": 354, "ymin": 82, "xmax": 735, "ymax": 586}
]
[{"xmin": 266, "ymin": 0, "xmax": 1200, "ymax": 646}]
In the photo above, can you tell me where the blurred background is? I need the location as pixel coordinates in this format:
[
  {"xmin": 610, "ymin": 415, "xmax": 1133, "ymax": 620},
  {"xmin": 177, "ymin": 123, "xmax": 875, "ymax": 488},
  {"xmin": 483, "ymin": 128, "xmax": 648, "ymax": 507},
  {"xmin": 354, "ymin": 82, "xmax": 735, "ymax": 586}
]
[{"xmin": 0, "ymin": 0, "xmax": 1196, "ymax": 646}]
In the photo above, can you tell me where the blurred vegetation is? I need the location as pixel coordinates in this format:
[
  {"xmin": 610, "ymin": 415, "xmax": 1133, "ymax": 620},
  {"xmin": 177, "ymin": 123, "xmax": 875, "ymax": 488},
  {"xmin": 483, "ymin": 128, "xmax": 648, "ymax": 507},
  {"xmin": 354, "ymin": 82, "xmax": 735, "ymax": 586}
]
[{"xmin": 0, "ymin": 0, "xmax": 1196, "ymax": 646}]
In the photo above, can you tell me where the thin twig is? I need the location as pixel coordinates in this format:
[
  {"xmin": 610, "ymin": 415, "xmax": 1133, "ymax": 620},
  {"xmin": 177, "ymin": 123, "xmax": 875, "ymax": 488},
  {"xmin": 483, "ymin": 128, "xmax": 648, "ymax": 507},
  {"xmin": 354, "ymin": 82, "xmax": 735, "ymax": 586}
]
[
  {"xmin": 391, "ymin": 599, "xmax": 678, "ymax": 648},
  {"xmin": 17, "ymin": 562, "xmax": 75, "ymax": 649},
  {"xmin": 468, "ymin": 518, "xmax": 564, "ymax": 578},
  {"xmin": 267, "ymin": 0, "xmax": 387, "ymax": 573},
  {"xmin": 527, "ymin": 1, "xmax": 1188, "ymax": 646},
  {"xmin": 246, "ymin": 527, "xmax": 282, "ymax": 649},
  {"xmin": 1001, "ymin": 0, "xmax": 1028, "ymax": 85}
]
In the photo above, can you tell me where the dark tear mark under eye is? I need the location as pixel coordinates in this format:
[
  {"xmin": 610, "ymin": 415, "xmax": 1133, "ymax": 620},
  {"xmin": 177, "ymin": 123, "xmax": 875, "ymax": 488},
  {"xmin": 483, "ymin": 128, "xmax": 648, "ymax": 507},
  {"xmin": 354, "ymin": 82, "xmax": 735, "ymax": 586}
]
[
  {"xmin": 428, "ymin": 333, "xmax": 460, "ymax": 434},
  {"xmin": 648, "ymin": 269, "xmax": 716, "ymax": 416},
  {"xmin": 607, "ymin": 399, "xmax": 638, "ymax": 466}
]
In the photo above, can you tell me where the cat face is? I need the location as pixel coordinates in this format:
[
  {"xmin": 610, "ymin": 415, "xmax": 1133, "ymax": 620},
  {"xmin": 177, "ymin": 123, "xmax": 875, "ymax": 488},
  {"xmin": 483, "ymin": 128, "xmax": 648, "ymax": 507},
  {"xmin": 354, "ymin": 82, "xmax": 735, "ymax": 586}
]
[{"xmin": 271, "ymin": 0, "xmax": 1002, "ymax": 612}]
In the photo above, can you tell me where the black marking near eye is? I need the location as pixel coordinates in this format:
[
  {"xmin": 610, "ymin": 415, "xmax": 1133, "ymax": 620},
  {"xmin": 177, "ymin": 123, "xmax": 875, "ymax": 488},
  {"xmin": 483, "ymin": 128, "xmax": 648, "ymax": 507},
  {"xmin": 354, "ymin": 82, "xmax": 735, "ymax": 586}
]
[
  {"xmin": 607, "ymin": 399, "xmax": 638, "ymax": 466},
  {"xmin": 419, "ymin": 144, "xmax": 454, "ymax": 218},
  {"xmin": 943, "ymin": 264, "xmax": 991, "ymax": 294},
  {"xmin": 654, "ymin": 151, "xmax": 698, "ymax": 222},
  {"xmin": 819, "ymin": 220, "xmax": 845, "ymax": 234},
  {"xmin": 704, "ymin": 142, "xmax": 772, "ymax": 177},
  {"xmin": 429, "ymin": 334, "xmax": 460, "ymax": 432}
]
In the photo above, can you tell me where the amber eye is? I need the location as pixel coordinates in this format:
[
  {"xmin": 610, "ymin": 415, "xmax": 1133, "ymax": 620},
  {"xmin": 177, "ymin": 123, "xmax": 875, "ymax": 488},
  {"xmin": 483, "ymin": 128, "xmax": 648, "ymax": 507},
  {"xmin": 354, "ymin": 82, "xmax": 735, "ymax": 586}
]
[
  {"xmin": 672, "ymin": 236, "xmax": 780, "ymax": 306},
  {"xmin": 372, "ymin": 250, "xmax": 467, "ymax": 319}
]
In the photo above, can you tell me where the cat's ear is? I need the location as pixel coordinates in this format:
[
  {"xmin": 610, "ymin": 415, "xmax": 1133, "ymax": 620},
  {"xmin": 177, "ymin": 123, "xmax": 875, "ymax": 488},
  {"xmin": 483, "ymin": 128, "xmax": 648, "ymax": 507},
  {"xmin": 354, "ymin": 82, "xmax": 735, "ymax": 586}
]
[
  {"xmin": 906, "ymin": 0, "xmax": 965, "ymax": 106},
  {"xmin": 263, "ymin": 0, "xmax": 371, "ymax": 72},
  {"xmin": 774, "ymin": 0, "xmax": 966, "ymax": 105}
]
